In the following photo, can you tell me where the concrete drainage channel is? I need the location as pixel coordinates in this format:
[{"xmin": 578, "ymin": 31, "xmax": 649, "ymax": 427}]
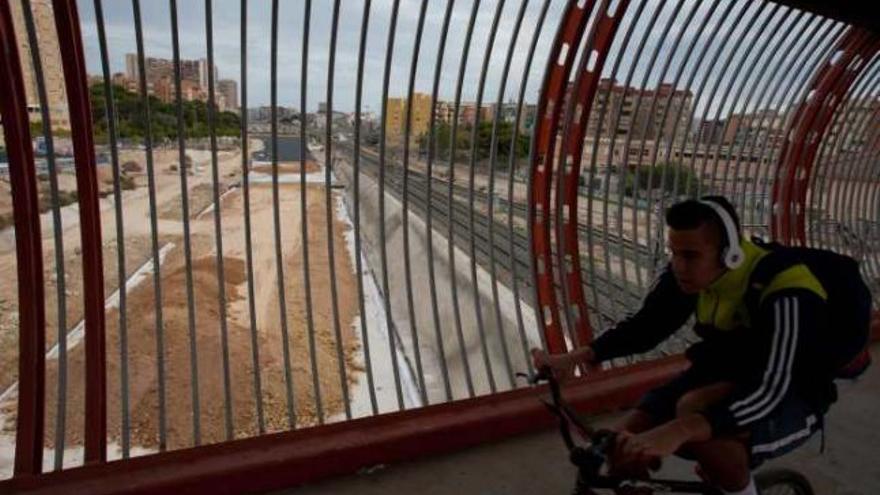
[{"xmin": 332, "ymin": 153, "xmax": 543, "ymax": 404}]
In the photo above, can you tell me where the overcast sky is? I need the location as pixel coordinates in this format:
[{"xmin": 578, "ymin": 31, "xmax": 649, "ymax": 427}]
[{"xmin": 73, "ymin": 0, "xmax": 844, "ymax": 115}]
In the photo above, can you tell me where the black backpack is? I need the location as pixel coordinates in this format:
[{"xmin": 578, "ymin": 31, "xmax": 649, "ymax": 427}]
[{"xmin": 744, "ymin": 239, "xmax": 872, "ymax": 379}]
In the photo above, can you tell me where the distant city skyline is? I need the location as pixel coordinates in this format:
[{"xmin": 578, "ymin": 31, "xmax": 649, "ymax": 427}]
[
  {"xmin": 11, "ymin": 0, "xmax": 852, "ymax": 124},
  {"xmin": 72, "ymin": 0, "xmax": 822, "ymax": 120},
  {"xmin": 118, "ymin": 53, "xmax": 239, "ymax": 112}
]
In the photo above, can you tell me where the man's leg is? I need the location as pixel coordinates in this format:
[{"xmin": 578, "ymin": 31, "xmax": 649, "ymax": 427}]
[
  {"xmin": 617, "ymin": 368, "xmax": 721, "ymax": 434},
  {"xmin": 608, "ymin": 370, "xmax": 717, "ymax": 480},
  {"xmin": 673, "ymin": 383, "xmax": 752, "ymax": 492},
  {"xmin": 685, "ymin": 437, "xmax": 753, "ymax": 493},
  {"xmin": 608, "ymin": 411, "xmax": 658, "ymax": 495},
  {"xmin": 677, "ymin": 391, "xmax": 820, "ymax": 495}
]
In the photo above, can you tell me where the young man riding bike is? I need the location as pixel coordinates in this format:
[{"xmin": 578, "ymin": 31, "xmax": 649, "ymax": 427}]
[{"xmin": 533, "ymin": 196, "xmax": 862, "ymax": 495}]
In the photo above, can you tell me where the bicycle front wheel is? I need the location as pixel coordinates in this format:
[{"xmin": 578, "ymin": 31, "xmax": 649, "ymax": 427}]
[{"xmin": 754, "ymin": 468, "xmax": 814, "ymax": 495}]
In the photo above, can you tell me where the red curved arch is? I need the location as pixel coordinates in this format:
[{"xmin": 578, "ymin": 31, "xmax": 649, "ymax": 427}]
[
  {"xmin": 555, "ymin": 1, "xmax": 631, "ymax": 349},
  {"xmin": 772, "ymin": 27, "xmax": 880, "ymax": 245},
  {"xmin": 529, "ymin": 0, "xmax": 602, "ymax": 353}
]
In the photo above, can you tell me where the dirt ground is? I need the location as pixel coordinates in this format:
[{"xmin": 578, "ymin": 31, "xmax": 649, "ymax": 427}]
[
  {"xmin": 0, "ymin": 145, "xmax": 362, "ymax": 451},
  {"xmin": 0, "ymin": 182, "xmax": 11, "ymax": 216},
  {"xmin": 0, "ymin": 147, "xmax": 249, "ymax": 395},
  {"xmin": 158, "ymin": 183, "xmax": 223, "ymax": 221}
]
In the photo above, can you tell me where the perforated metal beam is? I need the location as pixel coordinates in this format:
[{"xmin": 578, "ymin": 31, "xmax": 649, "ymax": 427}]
[
  {"xmin": 556, "ymin": 0, "xmax": 631, "ymax": 350},
  {"xmin": 530, "ymin": 0, "xmax": 602, "ymax": 354}
]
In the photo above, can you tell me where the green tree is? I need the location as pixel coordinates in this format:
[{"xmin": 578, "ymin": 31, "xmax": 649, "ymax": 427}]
[
  {"xmin": 624, "ymin": 162, "xmax": 700, "ymax": 197},
  {"xmin": 419, "ymin": 120, "xmax": 528, "ymax": 163},
  {"xmin": 89, "ymin": 83, "xmax": 241, "ymax": 144}
]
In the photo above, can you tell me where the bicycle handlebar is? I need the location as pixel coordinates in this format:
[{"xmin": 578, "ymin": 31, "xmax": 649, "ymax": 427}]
[
  {"xmin": 518, "ymin": 368, "xmax": 617, "ymax": 479},
  {"xmin": 520, "ymin": 367, "xmax": 731, "ymax": 494}
]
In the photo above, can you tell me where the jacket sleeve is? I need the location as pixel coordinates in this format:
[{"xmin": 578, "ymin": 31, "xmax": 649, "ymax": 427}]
[
  {"xmin": 702, "ymin": 289, "xmax": 827, "ymax": 435},
  {"xmin": 590, "ymin": 265, "xmax": 696, "ymax": 363}
]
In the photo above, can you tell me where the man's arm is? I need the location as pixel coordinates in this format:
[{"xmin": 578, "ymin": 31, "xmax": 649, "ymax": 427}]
[
  {"xmin": 590, "ymin": 265, "xmax": 697, "ymax": 363},
  {"xmin": 701, "ymin": 289, "xmax": 827, "ymax": 435}
]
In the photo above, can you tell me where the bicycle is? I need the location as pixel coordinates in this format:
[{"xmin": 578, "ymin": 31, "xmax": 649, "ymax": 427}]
[{"xmin": 520, "ymin": 368, "xmax": 814, "ymax": 495}]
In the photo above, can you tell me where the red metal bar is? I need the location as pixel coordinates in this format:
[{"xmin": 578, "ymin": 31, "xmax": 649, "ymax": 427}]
[
  {"xmin": 530, "ymin": 0, "xmax": 599, "ymax": 353},
  {"xmin": 0, "ymin": 0, "xmax": 47, "ymax": 477},
  {"xmin": 0, "ymin": 356, "xmax": 689, "ymax": 495},
  {"xmin": 51, "ymin": 0, "xmax": 107, "ymax": 464},
  {"xmin": 873, "ymin": 311, "xmax": 880, "ymax": 341},
  {"xmin": 556, "ymin": 0, "xmax": 631, "ymax": 348},
  {"xmin": 771, "ymin": 27, "xmax": 879, "ymax": 245}
]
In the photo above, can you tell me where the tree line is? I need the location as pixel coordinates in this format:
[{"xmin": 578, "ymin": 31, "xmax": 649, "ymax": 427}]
[{"xmin": 89, "ymin": 83, "xmax": 241, "ymax": 144}]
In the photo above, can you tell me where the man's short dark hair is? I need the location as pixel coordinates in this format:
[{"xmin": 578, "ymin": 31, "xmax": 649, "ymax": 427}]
[{"xmin": 665, "ymin": 196, "xmax": 740, "ymax": 249}]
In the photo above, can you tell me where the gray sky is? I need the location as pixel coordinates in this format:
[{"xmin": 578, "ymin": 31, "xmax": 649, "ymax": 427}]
[
  {"xmin": 73, "ymin": 0, "xmax": 843, "ymax": 115},
  {"xmin": 76, "ymin": 0, "xmax": 566, "ymax": 112}
]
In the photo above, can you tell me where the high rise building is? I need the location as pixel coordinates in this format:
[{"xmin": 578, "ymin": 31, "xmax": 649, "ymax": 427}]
[
  {"xmin": 9, "ymin": 0, "xmax": 70, "ymax": 130},
  {"xmin": 125, "ymin": 53, "xmax": 139, "ymax": 81},
  {"xmin": 180, "ymin": 59, "xmax": 200, "ymax": 84},
  {"xmin": 125, "ymin": 55, "xmax": 201, "ymax": 87},
  {"xmin": 581, "ymin": 79, "xmax": 693, "ymax": 143},
  {"xmin": 434, "ymin": 100, "xmax": 455, "ymax": 124},
  {"xmin": 384, "ymin": 92, "xmax": 434, "ymax": 146},
  {"xmin": 408, "ymin": 93, "xmax": 433, "ymax": 140},
  {"xmin": 217, "ymin": 79, "xmax": 238, "ymax": 111},
  {"xmin": 385, "ymin": 97, "xmax": 406, "ymax": 143},
  {"xmin": 123, "ymin": 53, "xmax": 236, "ymax": 107},
  {"xmin": 458, "ymin": 102, "xmax": 478, "ymax": 126},
  {"xmin": 198, "ymin": 58, "xmax": 219, "ymax": 89}
]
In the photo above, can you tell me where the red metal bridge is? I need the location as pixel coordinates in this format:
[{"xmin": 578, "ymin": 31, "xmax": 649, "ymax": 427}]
[{"xmin": 0, "ymin": 0, "xmax": 878, "ymax": 493}]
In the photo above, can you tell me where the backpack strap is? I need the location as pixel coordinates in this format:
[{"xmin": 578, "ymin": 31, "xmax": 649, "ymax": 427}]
[{"xmin": 743, "ymin": 245, "xmax": 801, "ymax": 320}]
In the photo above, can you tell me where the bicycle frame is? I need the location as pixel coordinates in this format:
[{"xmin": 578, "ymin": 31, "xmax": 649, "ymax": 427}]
[{"xmin": 523, "ymin": 369, "xmax": 723, "ymax": 495}]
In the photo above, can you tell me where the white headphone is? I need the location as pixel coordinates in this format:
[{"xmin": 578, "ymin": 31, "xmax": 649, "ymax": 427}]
[{"xmin": 698, "ymin": 198, "xmax": 744, "ymax": 269}]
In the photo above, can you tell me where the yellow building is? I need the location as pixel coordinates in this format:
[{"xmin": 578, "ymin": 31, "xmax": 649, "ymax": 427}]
[
  {"xmin": 384, "ymin": 92, "xmax": 433, "ymax": 147},
  {"xmin": 385, "ymin": 97, "xmax": 406, "ymax": 145},
  {"xmin": 408, "ymin": 92, "xmax": 433, "ymax": 142}
]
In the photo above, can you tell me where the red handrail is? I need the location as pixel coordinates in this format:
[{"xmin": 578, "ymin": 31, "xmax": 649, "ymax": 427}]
[
  {"xmin": 0, "ymin": 0, "xmax": 46, "ymax": 477},
  {"xmin": 0, "ymin": 356, "xmax": 688, "ymax": 494}
]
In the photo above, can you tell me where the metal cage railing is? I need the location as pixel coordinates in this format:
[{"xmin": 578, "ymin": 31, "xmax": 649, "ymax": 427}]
[{"xmin": 0, "ymin": 0, "xmax": 877, "ymax": 492}]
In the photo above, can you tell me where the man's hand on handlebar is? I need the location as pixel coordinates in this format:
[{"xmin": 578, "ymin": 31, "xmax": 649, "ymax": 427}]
[{"xmin": 530, "ymin": 346, "xmax": 595, "ymax": 383}]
